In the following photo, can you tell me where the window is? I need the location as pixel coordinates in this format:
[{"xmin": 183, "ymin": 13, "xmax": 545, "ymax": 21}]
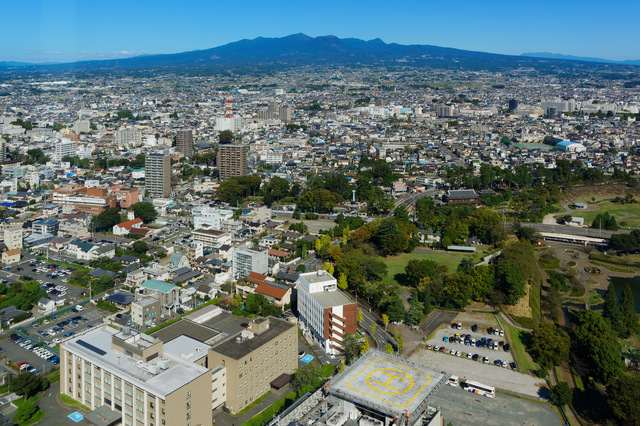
[
  {"xmin": 186, "ymin": 402, "xmax": 191, "ymax": 409},
  {"xmin": 186, "ymin": 391, "xmax": 191, "ymax": 399},
  {"xmin": 149, "ymin": 401, "xmax": 154, "ymax": 409},
  {"xmin": 186, "ymin": 412, "xmax": 191, "ymax": 420}
]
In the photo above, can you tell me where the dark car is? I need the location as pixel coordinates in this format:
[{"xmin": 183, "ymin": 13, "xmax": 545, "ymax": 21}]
[
  {"xmin": 503, "ymin": 344, "xmax": 510, "ymax": 352},
  {"xmin": 472, "ymin": 354, "xmax": 479, "ymax": 361},
  {"xmin": 488, "ymin": 327, "xmax": 494, "ymax": 334},
  {"xmin": 115, "ymin": 314, "xmax": 123, "ymax": 319},
  {"xmin": 471, "ymin": 324, "xmax": 478, "ymax": 332},
  {"xmin": 510, "ymin": 362, "xmax": 517, "ymax": 370}
]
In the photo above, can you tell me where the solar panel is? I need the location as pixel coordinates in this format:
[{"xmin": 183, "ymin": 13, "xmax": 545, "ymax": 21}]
[{"xmin": 77, "ymin": 340, "xmax": 106, "ymax": 356}]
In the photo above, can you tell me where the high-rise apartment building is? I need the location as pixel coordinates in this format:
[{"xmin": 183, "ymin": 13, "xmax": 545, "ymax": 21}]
[
  {"xmin": 175, "ymin": 130, "xmax": 193, "ymax": 158},
  {"xmin": 217, "ymin": 144, "xmax": 248, "ymax": 180},
  {"xmin": 145, "ymin": 153, "xmax": 171, "ymax": 198},
  {"xmin": 0, "ymin": 139, "xmax": 6, "ymax": 162}
]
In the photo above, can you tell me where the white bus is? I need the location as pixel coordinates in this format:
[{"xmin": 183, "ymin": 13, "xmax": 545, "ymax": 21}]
[
  {"xmin": 447, "ymin": 375, "xmax": 459, "ymax": 387},
  {"xmin": 463, "ymin": 380, "xmax": 495, "ymax": 398}
]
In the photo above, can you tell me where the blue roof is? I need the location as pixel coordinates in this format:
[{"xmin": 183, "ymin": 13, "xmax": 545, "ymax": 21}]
[
  {"xmin": 141, "ymin": 280, "xmax": 178, "ymax": 293},
  {"xmin": 557, "ymin": 141, "xmax": 574, "ymax": 147}
]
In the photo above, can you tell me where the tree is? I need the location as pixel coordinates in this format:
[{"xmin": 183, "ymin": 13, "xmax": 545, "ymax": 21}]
[
  {"xmin": 131, "ymin": 202, "xmax": 158, "ymax": 223},
  {"xmin": 494, "ymin": 264, "xmax": 526, "ymax": 305},
  {"xmin": 607, "ymin": 374, "xmax": 640, "ymax": 424},
  {"xmin": 385, "ymin": 297, "xmax": 405, "ymax": 322},
  {"xmin": 530, "ymin": 322, "xmax": 570, "ymax": 368},
  {"xmin": 12, "ymin": 372, "xmax": 49, "ymax": 399},
  {"xmin": 385, "ymin": 343, "xmax": 394, "ymax": 355},
  {"xmin": 550, "ymin": 382, "xmax": 573, "ymax": 407},
  {"xmin": 622, "ymin": 284, "xmax": 640, "ymax": 336},
  {"xmin": 219, "ymin": 130, "xmax": 233, "ymax": 143},
  {"xmin": 603, "ymin": 284, "xmax": 627, "ymax": 337},
  {"xmin": 337, "ymin": 274, "xmax": 348, "ymax": 290},
  {"xmin": 405, "ymin": 292, "xmax": 424, "ymax": 325},
  {"xmin": 405, "ymin": 259, "xmax": 440, "ymax": 285},
  {"xmin": 13, "ymin": 400, "xmax": 38, "ymax": 424},
  {"xmin": 423, "ymin": 281, "xmax": 432, "ymax": 315},
  {"xmin": 371, "ymin": 321, "xmax": 376, "ymax": 335},
  {"xmin": 360, "ymin": 337, "xmax": 370, "ymax": 355},
  {"xmin": 93, "ymin": 207, "xmax": 120, "ymax": 231},
  {"xmin": 343, "ymin": 333, "xmax": 362, "ymax": 363},
  {"xmin": 357, "ymin": 308, "xmax": 363, "ymax": 324},
  {"xmin": 394, "ymin": 326, "xmax": 404, "ymax": 352},
  {"xmin": 132, "ymin": 241, "xmax": 149, "ymax": 254},
  {"xmin": 574, "ymin": 311, "xmax": 625, "ymax": 383}
]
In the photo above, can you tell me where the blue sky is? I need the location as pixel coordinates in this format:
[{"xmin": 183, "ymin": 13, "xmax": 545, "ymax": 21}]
[{"xmin": 1, "ymin": 0, "xmax": 639, "ymax": 63}]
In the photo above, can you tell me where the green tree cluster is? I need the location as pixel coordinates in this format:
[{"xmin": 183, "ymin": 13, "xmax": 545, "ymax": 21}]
[
  {"xmin": 530, "ymin": 322, "xmax": 570, "ymax": 368},
  {"xmin": 12, "ymin": 372, "xmax": 50, "ymax": 398},
  {"xmin": 131, "ymin": 202, "xmax": 158, "ymax": 223},
  {"xmin": 591, "ymin": 212, "xmax": 618, "ymax": 231},
  {"xmin": 574, "ymin": 311, "xmax": 625, "ymax": 383},
  {"xmin": 216, "ymin": 176, "xmax": 262, "ymax": 205}
]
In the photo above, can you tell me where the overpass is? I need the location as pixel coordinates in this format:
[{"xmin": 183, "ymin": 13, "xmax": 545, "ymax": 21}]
[{"xmin": 539, "ymin": 232, "xmax": 609, "ymax": 246}]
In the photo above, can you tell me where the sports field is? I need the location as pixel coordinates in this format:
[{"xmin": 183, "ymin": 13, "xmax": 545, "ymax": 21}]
[
  {"xmin": 573, "ymin": 201, "xmax": 640, "ymax": 228},
  {"xmin": 380, "ymin": 250, "xmax": 483, "ymax": 286}
]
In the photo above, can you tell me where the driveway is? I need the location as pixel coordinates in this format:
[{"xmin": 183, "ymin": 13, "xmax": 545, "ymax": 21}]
[{"xmin": 36, "ymin": 382, "xmax": 88, "ymax": 426}]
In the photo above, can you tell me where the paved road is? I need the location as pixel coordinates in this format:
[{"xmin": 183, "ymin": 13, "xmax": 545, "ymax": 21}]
[
  {"xmin": 359, "ymin": 307, "xmax": 396, "ymax": 350},
  {"xmin": 510, "ymin": 221, "xmax": 621, "ymax": 238},
  {"xmin": 433, "ymin": 384, "xmax": 562, "ymax": 426},
  {"xmin": 37, "ymin": 382, "xmax": 85, "ymax": 426}
]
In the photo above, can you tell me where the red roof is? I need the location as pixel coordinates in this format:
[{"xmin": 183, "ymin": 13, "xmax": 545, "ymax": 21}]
[
  {"xmin": 115, "ymin": 218, "xmax": 143, "ymax": 230},
  {"xmin": 255, "ymin": 282, "xmax": 289, "ymax": 300},
  {"xmin": 247, "ymin": 272, "xmax": 267, "ymax": 285},
  {"xmin": 268, "ymin": 249, "xmax": 288, "ymax": 257},
  {"xmin": 129, "ymin": 228, "xmax": 149, "ymax": 235}
]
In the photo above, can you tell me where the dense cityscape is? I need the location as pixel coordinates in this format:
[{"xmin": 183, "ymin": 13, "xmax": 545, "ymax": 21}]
[{"xmin": 0, "ymin": 29, "xmax": 639, "ymax": 426}]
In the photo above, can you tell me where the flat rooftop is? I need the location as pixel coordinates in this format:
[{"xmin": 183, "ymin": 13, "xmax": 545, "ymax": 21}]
[
  {"xmin": 210, "ymin": 316, "xmax": 296, "ymax": 361},
  {"xmin": 152, "ymin": 319, "xmax": 221, "ymax": 344},
  {"xmin": 300, "ymin": 271, "xmax": 336, "ymax": 284},
  {"xmin": 62, "ymin": 327, "xmax": 210, "ymax": 398},
  {"xmin": 327, "ymin": 350, "xmax": 447, "ymax": 420},
  {"xmin": 313, "ymin": 289, "xmax": 353, "ymax": 308}
]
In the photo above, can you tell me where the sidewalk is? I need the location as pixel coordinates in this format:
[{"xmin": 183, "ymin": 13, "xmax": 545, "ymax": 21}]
[{"xmin": 212, "ymin": 384, "xmax": 294, "ymax": 426}]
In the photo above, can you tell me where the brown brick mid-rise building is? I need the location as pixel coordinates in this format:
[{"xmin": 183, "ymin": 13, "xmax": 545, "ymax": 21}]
[
  {"xmin": 175, "ymin": 129, "xmax": 193, "ymax": 158},
  {"xmin": 208, "ymin": 317, "xmax": 297, "ymax": 414},
  {"xmin": 297, "ymin": 271, "xmax": 357, "ymax": 355}
]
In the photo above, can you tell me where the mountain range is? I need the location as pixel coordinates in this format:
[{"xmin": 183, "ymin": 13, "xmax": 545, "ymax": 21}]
[
  {"xmin": 3, "ymin": 34, "xmax": 639, "ymax": 73},
  {"xmin": 521, "ymin": 52, "xmax": 640, "ymax": 66}
]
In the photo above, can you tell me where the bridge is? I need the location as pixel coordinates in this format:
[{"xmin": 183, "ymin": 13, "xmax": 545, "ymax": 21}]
[{"xmin": 539, "ymin": 232, "xmax": 609, "ymax": 246}]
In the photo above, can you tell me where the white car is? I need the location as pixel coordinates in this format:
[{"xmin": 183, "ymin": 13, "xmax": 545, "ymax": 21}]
[
  {"xmin": 61, "ymin": 279, "xmax": 68, "ymax": 283},
  {"xmin": 52, "ymin": 338, "xmax": 61, "ymax": 344},
  {"xmin": 449, "ymin": 349, "xmax": 456, "ymax": 355}
]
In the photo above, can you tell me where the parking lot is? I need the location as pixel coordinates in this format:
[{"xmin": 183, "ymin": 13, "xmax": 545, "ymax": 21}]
[
  {"xmin": 410, "ymin": 348, "xmax": 546, "ymax": 399},
  {"xmin": 425, "ymin": 324, "xmax": 515, "ymax": 367},
  {"xmin": 0, "ymin": 337, "xmax": 57, "ymax": 375},
  {"xmin": 433, "ymin": 384, "xmax": 562, "ymax": 425},
  {"xmin": 0, "ymin": 257, "xmax": 90, "ymax": 305},
  {"xmin": 28, "ymin": 304, "xmax": 110, "ymax": 346}
]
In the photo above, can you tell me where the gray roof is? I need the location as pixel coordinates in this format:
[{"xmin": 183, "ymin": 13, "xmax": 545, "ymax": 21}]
[
  {"xmin": 152, "ymin": 319, "xmax": 220, "ymax": 344},
  {"xmin": 312, "ymin": 289, "xmax": 354, "ymax": 309},
  {"xmin": 210, "ymin": 317, "xmax": 296, "ymax": 361}
]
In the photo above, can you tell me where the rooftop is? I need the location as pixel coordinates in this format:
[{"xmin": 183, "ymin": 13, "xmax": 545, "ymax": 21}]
[
  {"xmin": 152, "ymin": 319, "xmax": 221, "ymax": 344},
  {"xmin": 210, "ymin": 316, "xmax": 296, "ymax": 361},
  {"xmin": 312, "ymin": 288, "xmax": 353, "ymax": 308},
  {"xmin": 141, "ymin": 279, "xmax": 178, "ymax": 294},
  {"xmin": 62, "ymin": 327, "xmax": 210, "ymax": 398},
  {"xmin": 327, "ymin": 350, "xmax": 447, "ymax": 420},
  {"xmin": 300, "ymin": 270, "xmax": 336, "ymax": 284}
]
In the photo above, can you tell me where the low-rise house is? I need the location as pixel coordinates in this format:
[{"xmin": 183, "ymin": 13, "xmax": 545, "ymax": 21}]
[
  {"xmin": 37, "ymin": 297, "xmax": 56, "ymax": 315},
  {"xmin": 2, "ymin": 248, "xmax": 20, "ymax": 265},
  {"xmin": 112, "ymin": 217, "xmax": 143, "ymax": 235}
]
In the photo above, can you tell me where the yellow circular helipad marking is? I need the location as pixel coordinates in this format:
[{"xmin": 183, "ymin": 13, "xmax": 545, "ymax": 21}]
[{"xmin": 366, "ymin": 368, "xmax": 414, "ymax": 395}]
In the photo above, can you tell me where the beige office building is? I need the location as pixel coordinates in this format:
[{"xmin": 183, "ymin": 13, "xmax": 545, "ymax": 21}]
[
  {"xmin": 208, "ymin": 316, "xmax": 297, "ymax": 414},
  {"xmin": 217, "ymin": 144, "xmax": 248, "ymax": 180},
  {"xmin": 61, "ymin": 326, "xmax": 213, "ymax": 426}
]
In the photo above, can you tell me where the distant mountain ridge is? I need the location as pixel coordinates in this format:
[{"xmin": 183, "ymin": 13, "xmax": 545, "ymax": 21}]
[
  {"xmin": 5, "ymin": 34, "xmax": 640, "ymax": 73},
  {"xmin": 521, "ymin": 52, "xmax": 640, "ymax": 66}
]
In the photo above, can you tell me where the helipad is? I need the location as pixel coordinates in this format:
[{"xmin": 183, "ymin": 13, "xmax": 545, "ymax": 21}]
[{"xmin": 327, "ymin": 350, "xmax": 447, "ymax": 419}]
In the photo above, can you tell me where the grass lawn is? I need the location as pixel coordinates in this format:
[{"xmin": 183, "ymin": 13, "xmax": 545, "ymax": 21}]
[
  {"xmin": 60, "ymin": 394, "xmax": 91, "ymax": 412},
  {"xmin": 578, "ymin": 200, "xmax": 640, "ymax": 227},
  {"xmin": 379, "ymin": 251, "xmax": 479, "ymax": 286},
  {"xmin": 589, "ymin": 290, "xmax": 604, "ymax": 306},
  {"xmin": 505, "ymin": 324, "xmax": 539, "ymax": 373}
]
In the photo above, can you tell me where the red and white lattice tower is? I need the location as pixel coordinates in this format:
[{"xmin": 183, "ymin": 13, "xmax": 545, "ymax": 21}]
[{"xmin": 224, "ymin": 98, "xmax": 234, "ymax": 118}]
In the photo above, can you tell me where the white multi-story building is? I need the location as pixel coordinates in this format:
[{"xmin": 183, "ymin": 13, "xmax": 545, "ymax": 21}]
[
  {"xmin": 114, "ymin": 127, "xmax": 142, "ymax": 146},
  {"xmin": 232, "ymin": 244, "xmax": 268, "ymax": 279},
  {"xmin": 55, "ymin": 139, "xmax": 76, "ymax": 161},
  {"xmin": 297, "ymin": 271, "xmax": 357, "ymax": 355},
  {"xmin": 191, "ymin": 207, "xmax": 233, "ymax": 230}
]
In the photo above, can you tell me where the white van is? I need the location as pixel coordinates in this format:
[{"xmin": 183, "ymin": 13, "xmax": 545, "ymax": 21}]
[
  {"xmin": 448, "ymin": 375, "xmax": 459, "ymax": 387},
  {"xmin": 75, "ymin": 305, "xmax": 83, "ymax": 312}
]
